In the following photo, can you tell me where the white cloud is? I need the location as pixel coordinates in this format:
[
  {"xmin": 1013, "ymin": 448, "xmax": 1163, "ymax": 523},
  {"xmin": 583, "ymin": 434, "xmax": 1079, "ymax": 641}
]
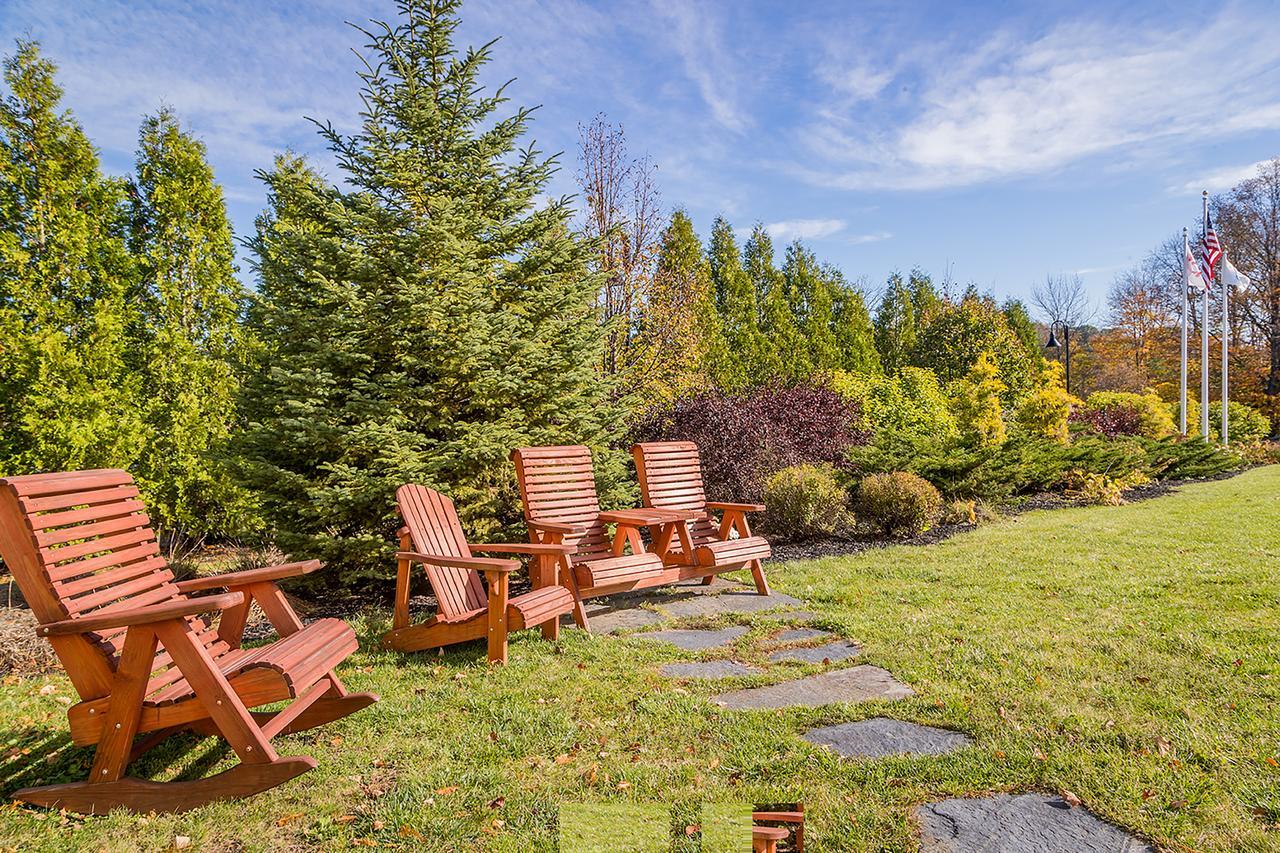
[
  {"xmin": 765, "ymin": 218, "xmax": 846, "ymax": 241},
  {"xmin": 848, "ymin": 231, "xmax": 892, "ymax": 245},
  {"xmin": 797, "ymin": 10, "xmax": 1280, "ymax": 191},
  {"xmin": 651, "ymin": 1, "xmax": 749, "ymax": 132},
  {"xmin": 1175, "ymin": 158, "xmax": 1274, "ymax": 194}
]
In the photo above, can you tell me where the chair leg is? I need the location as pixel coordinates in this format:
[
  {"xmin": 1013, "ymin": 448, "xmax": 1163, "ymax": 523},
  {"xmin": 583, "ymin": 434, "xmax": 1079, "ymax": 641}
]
[
  {"xmin": 486, "ymin": 569, "xmax": 509, "ymax": 664},
  {"xmin": 90, "ymin": 627, "xmax": 157, "ymax": 783},
  {"xmin": 561, "ymin": 555, "xmax": 592, "ymax": 634},
  {"xmin": 541, "ymin": 617, "xmax": 559, "ymax": 641},
  {"xmin": 701, "ymin": 574, "xmax": 715, "ymax": 586},
  {"xmin": 749, "ymin": 559, "xmax": 771, "ymax": 596}
]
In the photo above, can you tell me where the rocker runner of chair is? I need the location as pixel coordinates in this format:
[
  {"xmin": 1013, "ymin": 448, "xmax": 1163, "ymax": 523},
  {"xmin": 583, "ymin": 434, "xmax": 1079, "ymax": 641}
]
[
  {"xmin": 0, "ymin": 470, "xmax": 377, "ymax": 815},
  {"xmin": 511, "ymin": 445, "xmax": 716, "ymax": 630},
  {"xmin": 631, "ymin": 441, "xmax": 773, "ymax": 596},
  {"xmin": 381, "ymin": 484, "xmax": 577, "ymax": 663}
]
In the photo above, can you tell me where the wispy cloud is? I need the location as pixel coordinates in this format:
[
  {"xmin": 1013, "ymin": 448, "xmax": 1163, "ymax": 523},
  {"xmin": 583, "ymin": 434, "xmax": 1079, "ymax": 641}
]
[
  {"xmin": 1175, "ymin": 158, "xmax": 1275, "ymax": 194},
  {"xmin": 651, "ymin": 1, "xmax": 749, "ymax": 132},
  {"xmin": 796, "ymin": 9, "xmax": 1280, "ymax": 191},
  {"xmin": 766, "ymin": 218, "xmax": 846, "ymax": 241},
  {"xmin": 848, "ymin": 231, "xmax": 893, "ymax": 245}
]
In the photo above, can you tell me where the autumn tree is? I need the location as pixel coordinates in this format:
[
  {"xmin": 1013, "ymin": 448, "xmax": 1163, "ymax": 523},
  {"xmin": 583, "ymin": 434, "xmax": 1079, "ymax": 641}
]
[{"xmin": 576, "ymin": 114, "xmax": 661, "ymax": 380}]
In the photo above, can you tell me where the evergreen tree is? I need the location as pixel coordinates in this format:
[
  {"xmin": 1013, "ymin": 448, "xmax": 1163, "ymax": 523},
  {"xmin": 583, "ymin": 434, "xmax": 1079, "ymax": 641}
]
[
  {"xmin": 129, "ymin": 108, "xmax": 253, "ymax": 537},
  {"xmin": 637, "ymin": 210, "xmax": 721, "ymax": 401},
  {"xmin": 706, "ymin": 217, "xmax": 765, "ymax": 388},
  {"xmin": 873, "ymin": 272, "xmax": 916, "ymax": 374},
  {"xmin": 832, "ymin": 281, "xmax": 880, "ymax": 374},
  {"xmin": 906, "ymin": 268, "xmax": 941, "ymax": 323},
  {"xmin": 746, "ymin": 225, "xmax": 802, "ymax": 380},
  {"xmin": 1001, "ymin": 298, "xmax": 1041, "ymax": 357},
  {"xmin": 237, "ymin": 1, "xmax": 619, "ymax": 582},
  {"xmin": 912, "ymin": 289, "xmax": 1038, "ymax": 403},
  {"xmin": 783, "ymin": 242, "xmax": 837, "ymax": 374},
  {"xmin": 0, "ymin": 41, "xmax": 143, "ymax": 475}
]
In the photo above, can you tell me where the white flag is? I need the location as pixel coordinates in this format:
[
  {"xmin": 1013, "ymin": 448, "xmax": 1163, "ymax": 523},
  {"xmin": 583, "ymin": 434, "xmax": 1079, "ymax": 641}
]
[
  {"xmin": 1185, "ymin": 241, "xmax": 1205, "ymax": 291},
  {"xmin": 1221, "ymin": 256, "xmax": 1251, "ymax": 290}
]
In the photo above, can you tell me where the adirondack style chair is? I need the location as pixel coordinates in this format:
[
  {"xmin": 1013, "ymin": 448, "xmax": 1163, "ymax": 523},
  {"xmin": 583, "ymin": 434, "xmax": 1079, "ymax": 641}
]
[
  {"xmin": 0, "ymin": 470, "xmax": 377, "ymax": 815},
  {"xmin": 631, "ymin": 441, "xmax": 773, "ymax": 596},
  {"xmin": 511, "ymin": 445, "xmax": 719, "ymax": 629},
  {"xmin": 381, "ymin": 484, "xmax": 577, "ymax": 663}
]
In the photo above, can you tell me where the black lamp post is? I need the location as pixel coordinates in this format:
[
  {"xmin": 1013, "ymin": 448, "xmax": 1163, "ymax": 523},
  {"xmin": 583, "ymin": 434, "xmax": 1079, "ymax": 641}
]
[{"xmin": 1046, "ymin": 321, "xmax": 1070, "ymax": 394}]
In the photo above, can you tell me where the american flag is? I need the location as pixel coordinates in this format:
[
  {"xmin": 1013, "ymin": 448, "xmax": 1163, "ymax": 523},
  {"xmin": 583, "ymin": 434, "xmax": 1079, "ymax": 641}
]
[{"xmin": 1200, "ymin": 213, "xmax": 1221, "ymax": 289}]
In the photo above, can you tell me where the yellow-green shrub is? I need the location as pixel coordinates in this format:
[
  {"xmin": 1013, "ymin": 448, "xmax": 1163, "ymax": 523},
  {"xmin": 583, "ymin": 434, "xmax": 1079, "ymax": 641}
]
[
  {"xmin": 952, "ymin": 352, "xmax": 1007, "ymax": 448},
  {"xmin": 763, "ymin": 463, "xmax": 852, "ymax": 540},
  {"xmin": 858, "ymin": 471, "xmax": 942, "ymax": 537},
  {"xmin": 1075, "ymin": 390, "xmax": 1175, "ymax": 438},
  {"xmin": 1015, "ymin": 360, "xmax": 1076, "ymax": 443}
]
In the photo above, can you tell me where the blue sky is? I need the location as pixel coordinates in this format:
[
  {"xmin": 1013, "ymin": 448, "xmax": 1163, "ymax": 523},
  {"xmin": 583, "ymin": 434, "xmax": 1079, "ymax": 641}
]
[{"xmin": 3, "ymin": 0, "xmax": 1279, "ymax": 313}]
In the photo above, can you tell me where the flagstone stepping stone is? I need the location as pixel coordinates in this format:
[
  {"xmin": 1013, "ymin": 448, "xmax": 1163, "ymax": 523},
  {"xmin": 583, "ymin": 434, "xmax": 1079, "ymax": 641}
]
[
  {"xmin": 916, "ymin": 793, "xmax": 1154, "ymax": 852},
  {"xmin": 771, "ymin": 627, "xmax": 830, "ymax": 643},
  {"xmin": 660, "ymin": 660, "xmax": 762, "ymax": 679},
  {"xmin": 634, "ymin": 626, "xmax": 750, "ymax": 651},
  {"xmin": 713, "ymin": 665, "xmax": 912, "ymax": 710},
  {"xmin": 560, "ymin": 601, "xmax": 665, "ymax": 634},
  {"xmin": 658, "ymin": 588, "xmax": 805, "ymax": 619},
  {"xmin": 803, "ymin": 718, "xmax": 971, "ymax": 759},
  {"xmin": 768, "ymin": 640, "xmax": 861, "ymax": 663}
]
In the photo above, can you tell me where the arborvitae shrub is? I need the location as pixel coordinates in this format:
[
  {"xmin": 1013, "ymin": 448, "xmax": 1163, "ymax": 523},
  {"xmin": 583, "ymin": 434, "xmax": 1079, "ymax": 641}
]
[
  {"xmin": 858, "ymin": 471, "xmax": 941, "ymax": 537},
  {"xmin": 763, "ymin": 463, "xmax": 852, "ymax": 540},
  {"xmin": 631, "ymin": 382, "xmax": 867, "ymax": 504}
]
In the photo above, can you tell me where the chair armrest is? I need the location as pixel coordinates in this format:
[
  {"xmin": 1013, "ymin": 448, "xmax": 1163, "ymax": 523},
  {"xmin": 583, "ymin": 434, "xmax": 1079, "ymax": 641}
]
[
  {"xmin": 528, "ymin": 520, "xmax": 588, "ymax": 535},
  {"xmin": 471, "ymin": 542, "xmax": 576, "ymax": 555},
  {"xmin": 175, "ymin": 560, "xmax": 325, "ymax": 592},
  {"xmin": 39, "ymin": 592, "xmax": 246, "ymax": 636},
  {"xmin": 707, "ymin": 501, "xmax": 765, "ymax": 513},
  {"xmin": 397, "ymin": 552, "xmax": 519, "ymax": 572}
]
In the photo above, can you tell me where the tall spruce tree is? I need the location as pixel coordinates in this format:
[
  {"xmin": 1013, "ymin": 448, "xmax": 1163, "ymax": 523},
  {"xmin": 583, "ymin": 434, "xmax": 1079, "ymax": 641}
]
[
  {"xmin": 832, "ymin": 279, "xmax": 880, "ymax": 374},
  {"xmin": 638, "ymin": 210, "xmax": 720, "ymax": 401},
  {"xmin": 237, "ymin": 1, "xmax": 618, "ymax": 581},
  {"xmin": 873, "ymin": 272, "xmax": 916, "ymax": 374},
  {"xmin": 745, "ymin": 225, "xmax": 802, "ymax": 380},
  {"xmin": 706, "ymin": 217, "xmax": 765, "ymax": 388},
  {"xmin": 783, "ymin": 242, "xmax": 838, "ymax": 374},
  {"xmin": 0, "ymin": 41, "xmax": 143, "ymax": 475},
  {"xmin": 129, "ymin": 108, "xmax": 252, "ymax": 537}
]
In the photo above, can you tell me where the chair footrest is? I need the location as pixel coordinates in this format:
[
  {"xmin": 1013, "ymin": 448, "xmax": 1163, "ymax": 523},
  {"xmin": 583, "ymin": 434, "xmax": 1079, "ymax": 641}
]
[
  {"xmin": 574, "ymin": 553, "xmax": 664, "ymax": 589},
  {"xmin": 508, "ymin": 586, "xmax": 576, "ymax": 629},
  {"xmin": 695, "ymin": 536, "xmax": 771, "ymax": 567}
]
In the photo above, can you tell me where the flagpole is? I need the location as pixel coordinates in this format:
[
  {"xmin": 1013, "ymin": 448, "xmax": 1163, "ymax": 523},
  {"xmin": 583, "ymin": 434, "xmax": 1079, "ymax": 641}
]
[
  {"xmin": 1180, "ymin": 227, "xmax": 1189, "ymax": 436},
  {"xmin": 1221, "ymin": 254, "xmax": 1229, "ymax": 447},
  {"xmin": 1201, "ymin": 191, "xmax": 1210, "ymax": 444}
]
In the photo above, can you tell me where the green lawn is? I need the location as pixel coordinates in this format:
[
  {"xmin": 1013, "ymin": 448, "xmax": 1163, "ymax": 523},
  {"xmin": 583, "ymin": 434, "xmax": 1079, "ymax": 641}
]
[{"xmin": 2, "ymin": 467, "xmax": 1279, "ymax": 851}]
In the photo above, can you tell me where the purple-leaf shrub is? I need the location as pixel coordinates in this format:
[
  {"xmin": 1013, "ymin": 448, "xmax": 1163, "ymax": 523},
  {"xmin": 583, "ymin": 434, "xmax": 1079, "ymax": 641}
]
[{"xmin": 630, "ymin": 383, "xmax": 868, "ymax": 503}]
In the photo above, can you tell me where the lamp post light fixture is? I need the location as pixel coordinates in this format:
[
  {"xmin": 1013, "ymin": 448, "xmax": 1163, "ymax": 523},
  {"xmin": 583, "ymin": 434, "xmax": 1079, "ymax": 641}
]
[{"xmin": 1045, "ymin": 321, "xmax": 1070, "ymax": 395}]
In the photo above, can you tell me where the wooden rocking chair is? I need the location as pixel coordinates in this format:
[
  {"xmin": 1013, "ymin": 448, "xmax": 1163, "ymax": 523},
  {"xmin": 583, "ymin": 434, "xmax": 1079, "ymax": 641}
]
[
  {"xmin": 381, "ymin": 485, "xmax": 577, "ymax": 663},
  {"xmin": 511, "ymin": 445, "xmax": 721, "ymax": 630},
  {"xmin": 0, "ymin": 470, "xmax": 377, "ymax": 815},
  {"xmin": 631, "ymin": 441, "xmax": 772, "ymax": 595}
]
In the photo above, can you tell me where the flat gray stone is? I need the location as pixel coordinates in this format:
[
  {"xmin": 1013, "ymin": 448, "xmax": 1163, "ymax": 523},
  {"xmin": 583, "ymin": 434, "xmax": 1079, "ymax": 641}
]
[
  {"xmin": 634, "ymin": 626, "xmax": 750, "ymax": 651},
  {"xmin": 771, "ymin": 627, "xmax": 831, "ymax": 643},
  {"xmin": 659, "ymin": 588, "xmax": 804, "ymax": 619},
  {"xmin": 560, "ymin": 602, "xmax": 664, "ymax": 634},
  {"xmin": 916, "ymin": 793, "xmax": 1154, "ymax": 852},
  {"xmin": 660, "ymin": 660, "xmax": 762, "ymax": 679},
  {"xmin": 804, "ymin": 718, "xmax": 971, "ymax": 759},
  {"xmin": 768, "ymin": 640, "xmax": 861, "ymax": 663},
  {"xmin": 713, "ymin": 665, "xmax": 912, "ymax": 710}
]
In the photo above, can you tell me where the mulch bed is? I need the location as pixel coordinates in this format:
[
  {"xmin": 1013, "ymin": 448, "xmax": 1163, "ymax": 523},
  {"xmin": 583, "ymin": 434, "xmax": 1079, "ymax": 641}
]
[{"xmin": 0, "ymin": 605, "xmax": 58, "ymax": 677}]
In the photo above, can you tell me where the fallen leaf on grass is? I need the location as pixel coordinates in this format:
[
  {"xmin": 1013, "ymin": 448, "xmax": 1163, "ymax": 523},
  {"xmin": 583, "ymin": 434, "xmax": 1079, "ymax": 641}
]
[
  {"xmin": 1061, "ymin": 791, "xmax": 1081, "ymax": 808},
  {"xmin": 38, "ymin": 684, "xmax": 56, "ymax": 696},
  {"xmin": 554, "ymin": 754, "xmax": 573, "ymax": 765},
  {"xmin": 276, "ymin": 813, "xmax": 304, "ymax": 826},
  {"xmin": 399, "ymin": 826, "xmax": 424, "ymax": 840},
  {"xmin": 616, "ymin": 781, "xmax": 631, "ymax": 790},
  {"xmin": 372, "ymin": 820, "xmax": 385, "ymax": 831},
  {"xmin": 1265, "ymin": 757, "xmax": 1278, "ymax": 768},
  {"xmin": 684, "ymin": 824, "xmax": 699, "ymax": 836},
  {"xmin": 435, "ymin": 786, "xmax": 458, "ymax": 796},
  {"xmin": 1156, "ymin": 737, "xmax": 1173, "ymax": 757},
  {"xmin": 488, "ymin": 796, "xmax": 505, "ymax": 810},
  {"xmin": 1033, "ymin": 749, "xmax": 1047, "ymax": 762},
  {"xmin": 335, "ymin": 814, "xmax": 358, "ymax": 824}
]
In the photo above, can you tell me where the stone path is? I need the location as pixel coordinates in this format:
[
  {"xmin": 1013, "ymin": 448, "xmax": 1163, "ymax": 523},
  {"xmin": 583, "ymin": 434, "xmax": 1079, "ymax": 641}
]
[
  {"xmin": 634, "ymin": 625, "xmax": 749, "ymax": 651},
  {"xmin": 660, "ymin": 660, "xmax": 762, "ymax": 679},
  {"xmin": 713, "ymin": 665, "xmax": 913, "ymax": 710},
  {"xmin": 916, "ymin": 793, "xmax": 1154, "ymax": 852},
  {"xmin": 562, "ymin": 578, "xmax": 802, "ymax": 634},
  {"xmin": 804, "ymin": 718, "xmax": 972, "ymax": 759},
  {"xmin": 768, "ymin": 640, "xmax": 861, "ymax": 664}
]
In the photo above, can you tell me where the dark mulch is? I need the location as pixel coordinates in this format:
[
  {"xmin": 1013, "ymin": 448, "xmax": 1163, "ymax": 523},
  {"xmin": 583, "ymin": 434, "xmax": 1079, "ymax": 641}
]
[{"xmin": 0, "ymin": 606, "xmax": 58, "ymax": 677}]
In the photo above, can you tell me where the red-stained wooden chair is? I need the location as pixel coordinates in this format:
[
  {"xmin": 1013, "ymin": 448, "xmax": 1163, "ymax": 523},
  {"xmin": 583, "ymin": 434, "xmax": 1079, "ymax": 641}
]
[
  {"xmin": 380, "ymin": 484, "xmax": 577, "ymax": 664},
  {"xmin": 511, "ymin": 445, "xmax": 713, "ymax": 631},
  {"xmin": 754, "ymin": 806, "xmax": 804, "ymax": 852},
  {"xmin": 0, "ymin": 469, "xmax": 377, "ymax": 815},
  {"xmin": 631, "ymin": 441, "xmax": 772, "ymax": 595}
]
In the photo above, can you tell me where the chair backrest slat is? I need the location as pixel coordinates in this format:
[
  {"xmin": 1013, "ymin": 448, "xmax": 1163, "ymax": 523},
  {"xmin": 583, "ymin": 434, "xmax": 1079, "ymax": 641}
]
[
  {"xmin": 396, "ymin": 485, "xmax": 486, "ymax": 618},
  {"xmin": 631, "ymin": 441, "xmax": 721, "ymax": 543},
  {"xmin": 0, "ymin": 470, "xmax": 184, "ymax": 700},
  {"xmin": 511, "ymin": 446, "xmax": 612, "ymax": 559}
]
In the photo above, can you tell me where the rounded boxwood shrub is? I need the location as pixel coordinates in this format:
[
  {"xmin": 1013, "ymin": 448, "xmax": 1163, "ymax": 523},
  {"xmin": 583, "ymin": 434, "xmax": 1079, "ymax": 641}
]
[
  {"xmin": 1073, "ymin": 390, "xmax": 1175, "ymax": 438},
  {"xmin": 858, "ymin": 471, "xmax": 942, "ymax": 537},
  {"xmin": 763, "ymin": 463, "xmax": 852, "ymax": 540}
]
